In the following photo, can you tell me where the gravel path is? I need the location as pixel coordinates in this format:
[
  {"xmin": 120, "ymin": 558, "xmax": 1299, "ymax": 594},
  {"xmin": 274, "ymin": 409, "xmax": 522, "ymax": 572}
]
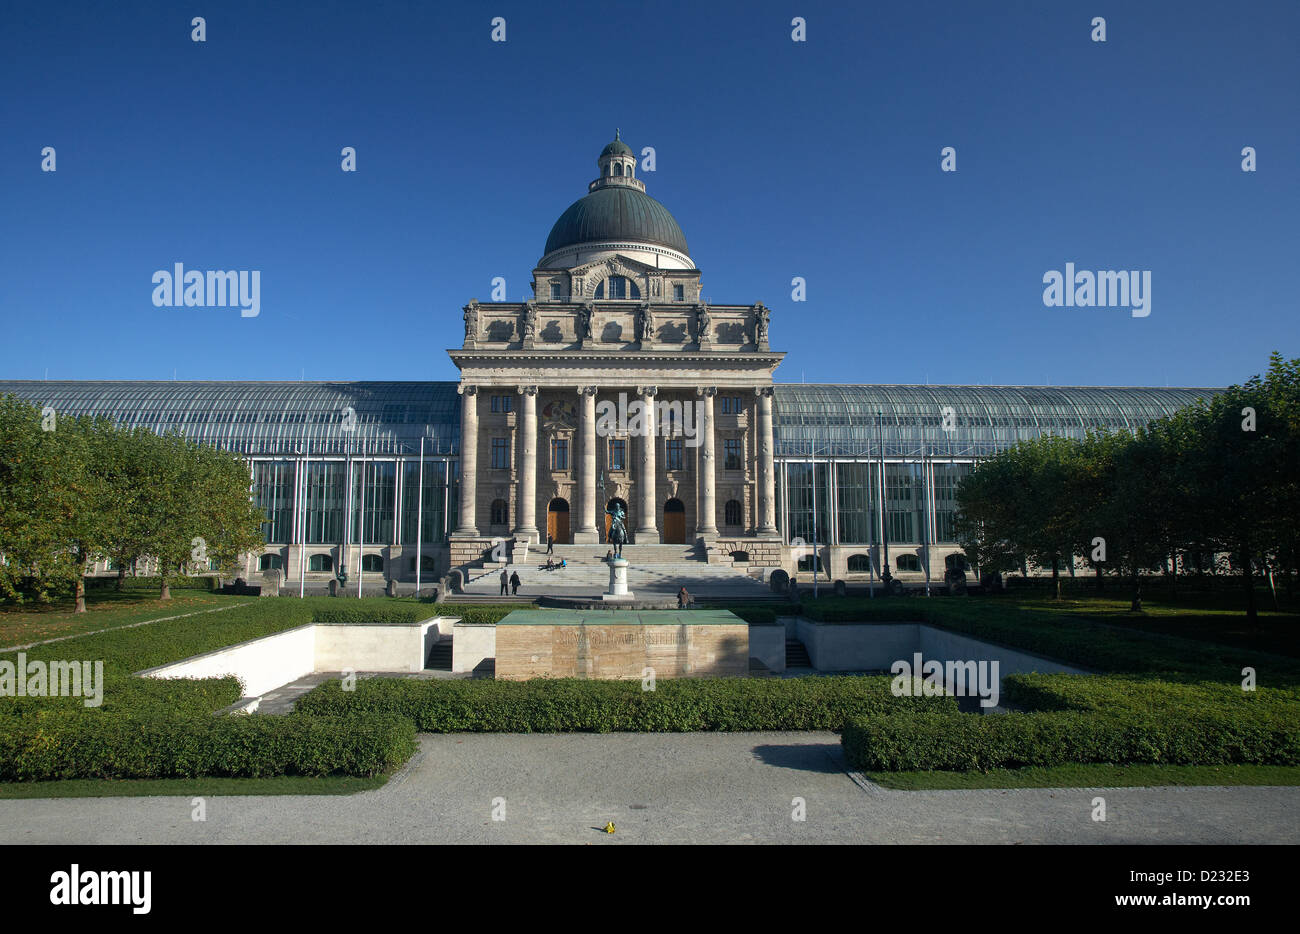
[{"xmin": 3, "ymin": 733, "xmax": 1296, "ymax": 844}]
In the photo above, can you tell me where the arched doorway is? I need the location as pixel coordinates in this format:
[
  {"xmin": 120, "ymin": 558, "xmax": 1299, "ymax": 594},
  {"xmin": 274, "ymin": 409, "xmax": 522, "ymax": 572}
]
[
  {"xmin": 604, "ymin": 497, "xmax": 628, "ymax": 542},
  {"xmin": 663, "ymin": 498, "xmax": 686, "ymax": 544},
  {"xmin": 547, "ymin": 497, "xmax": 570, "ymax": 545}
]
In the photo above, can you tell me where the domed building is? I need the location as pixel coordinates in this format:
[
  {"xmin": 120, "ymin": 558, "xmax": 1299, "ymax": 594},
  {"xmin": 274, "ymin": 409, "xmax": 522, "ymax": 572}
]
[
  {"xmin": 451, "ymin": 133, "xmax": 785, "ymax": 565},
  {"xmin": 0, "ymin": 134, "xmax": 1219, "ymax": 598}
]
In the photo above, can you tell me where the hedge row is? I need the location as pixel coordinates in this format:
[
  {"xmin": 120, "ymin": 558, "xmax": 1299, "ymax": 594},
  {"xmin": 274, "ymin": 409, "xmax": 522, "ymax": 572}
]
[
  {"xmin": 85, "ymin": 576, "xmax": 218, "ymax": 592},
  {"xmin": 841, "ymin": 707, "xmax": 1300, "ymax": 771},
  {"xmin": 0, "ymin": 711, "xmax": 417, "ymax": 780},
  {"xmin": 434, "ymin": 604, "xmax": 517, "ymax": 625},
  {"xmin": 296, "ymin": 674, "xmax": 956, "ymax": 732}
]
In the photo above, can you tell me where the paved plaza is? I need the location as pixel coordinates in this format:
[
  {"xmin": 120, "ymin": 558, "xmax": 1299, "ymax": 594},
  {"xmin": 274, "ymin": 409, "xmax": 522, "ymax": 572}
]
[{"xmin": 4, "ymin": 733, "xmax": 1295, "ymax": 845}]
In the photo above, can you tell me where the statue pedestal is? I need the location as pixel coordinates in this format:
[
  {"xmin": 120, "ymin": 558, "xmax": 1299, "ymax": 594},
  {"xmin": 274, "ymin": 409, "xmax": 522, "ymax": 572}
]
[{"xmin": 601, "ymin": 557, "xmax": 634, "ymax": 602}]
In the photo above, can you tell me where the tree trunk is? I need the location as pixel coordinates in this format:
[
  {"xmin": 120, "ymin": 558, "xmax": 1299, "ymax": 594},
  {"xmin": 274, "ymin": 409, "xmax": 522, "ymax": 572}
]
[
  {"xmin": 160, "ymin": 574, "xmax": 172, "ymax": 601},
  {"xmin": 1130, "ymin": 567, "xmax": 1143, "ymax": 612},
  {"xmin": 115, "ymin": 565, "xmax": 126, "ymax": 591},
  {"xmin": 1095, "ymin": 564, "xmax": 1104, "ymax": 592},
  {"xmin": 73, "ymin": 550, "xmax": 87, "ymax": 614},
  {"xmin": 1052, "ymin": 556, "xmax": 1061, "ymax": 600}
]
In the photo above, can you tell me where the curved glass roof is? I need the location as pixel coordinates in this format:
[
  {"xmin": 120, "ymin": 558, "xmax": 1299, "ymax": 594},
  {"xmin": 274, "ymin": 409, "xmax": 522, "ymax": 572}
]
[
  {"xmin": 0, "ymin": 381, "xmax": 461, "ymax": 457},
  {"xmin": 0, "ymin": 381, "xmax": 1219, "ymax": 461},
  {"xmin": 772, "ymin": 384, "xmax": 1220, "ymax": 458}
]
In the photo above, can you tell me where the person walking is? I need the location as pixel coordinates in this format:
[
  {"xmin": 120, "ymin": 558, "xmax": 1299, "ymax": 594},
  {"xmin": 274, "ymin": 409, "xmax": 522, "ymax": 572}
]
[
  {"xmin": 677, "ymin": 586, "xmax": 692, "ymax": 609},
  {"xmin": 510, "ymin": 570, "xmax": 521, "ymax": 595},
  {"xmin": 499, "ymin": 568, "xmax": 509, "ymax": 596},
  {"xmin": 546, "ymin": 533, "xmax": 554, "ymax": 555}
]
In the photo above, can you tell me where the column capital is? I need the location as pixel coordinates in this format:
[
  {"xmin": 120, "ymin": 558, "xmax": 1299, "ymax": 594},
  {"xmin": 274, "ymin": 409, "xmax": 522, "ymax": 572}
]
[
  {"xmin": 636, "ymin": 385, "xmax": 659, "ymax": 397},
  {"xmin": 754, "ymin": 386, "xmax": 775, "ymax": 398},
  {"xmin": 696, "ymin": 387, "xmax": 717, "ymax": 398},
  {"xmin": 579, "ymin": 385, "xmax": 599, "ymax": 397},
  {"xmin": 516, "ymin": 385, "xmax": 539, "ymax": 396},
  {"xmin": 458, "ymin": 383, "xmax": 478, "ymax": 396}
]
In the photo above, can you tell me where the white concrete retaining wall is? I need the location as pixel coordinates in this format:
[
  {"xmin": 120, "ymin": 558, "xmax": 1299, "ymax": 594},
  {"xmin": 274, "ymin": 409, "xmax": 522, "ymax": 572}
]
[
  {"xmin": 140, "ymin": 617, "xmax": 446, "ymax": 696},
  {"xmin": 452, "ymin": 623, "xmax": 496, "ymax": 674},
  {"xmin": 314, "ymin": 621, "xmax": 440, "ymax": 672},
  {"xmin": 748, "ymin": 624, "xmax": 786, "ymax": 673},
  {"xmin": 138, "ymin": 624, "xmax": 316, "ymax": 697},
  {"xmin": 793, "ymin": 620, "xmax": 1087, "ymax": 686}
]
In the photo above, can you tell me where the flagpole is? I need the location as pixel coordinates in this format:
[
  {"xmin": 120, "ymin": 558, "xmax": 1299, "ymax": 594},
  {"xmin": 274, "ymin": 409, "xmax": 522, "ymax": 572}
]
[
  {"xmin": 357, "ymin": 428, "xmax": 367, "ymax": 599},
  {"xmin": 299, "ymin": 436, "xmax": 308, "ymax": 598},
  {"xmin": 415, "ymin": 436, "xmax": 425, "ymax": 597}
]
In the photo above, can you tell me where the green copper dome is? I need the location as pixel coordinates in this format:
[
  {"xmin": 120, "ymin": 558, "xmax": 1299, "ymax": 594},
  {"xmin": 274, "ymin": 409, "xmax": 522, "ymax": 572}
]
[
  {"xmin": 600, "ymin": 130, "xmax": 633, "ymax": 158},
  {"xmin": 544, "ymin": 186, "xmax": 690, "ymax": 256}
]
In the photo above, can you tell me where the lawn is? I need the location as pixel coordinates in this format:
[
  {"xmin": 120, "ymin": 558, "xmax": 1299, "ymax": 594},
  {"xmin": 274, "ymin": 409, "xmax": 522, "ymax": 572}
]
[{"xmin": 0, "ymin": 589, "xmax": 259, "ymax": 648}]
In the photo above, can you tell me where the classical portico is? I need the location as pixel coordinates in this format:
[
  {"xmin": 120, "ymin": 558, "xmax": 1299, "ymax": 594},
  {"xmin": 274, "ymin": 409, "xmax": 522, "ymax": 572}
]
[{"xmin": 449, "ymin": 135, "xmax": 783, "ymax": 569}]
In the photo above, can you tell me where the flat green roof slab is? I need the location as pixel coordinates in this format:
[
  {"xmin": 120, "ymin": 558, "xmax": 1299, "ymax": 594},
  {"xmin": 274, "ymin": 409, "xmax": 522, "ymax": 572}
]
[{"xmin": 498, "ymin": 609, "xmax": 741, "ymax": 626}]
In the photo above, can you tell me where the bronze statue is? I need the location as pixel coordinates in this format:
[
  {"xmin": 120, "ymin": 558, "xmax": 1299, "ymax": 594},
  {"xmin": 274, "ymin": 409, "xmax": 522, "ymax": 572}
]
[
  {"xmin": 605, "ymin": 502, "xmax": 628, "ymax": 558},
  {"xmin": 639, "ymin": 305, "xmax": 654, "ymax": 342},
  {"xmin": 521, "ymin": 303, "xmax": 537, "ymax": 341},
  {"xmin": 577, "ymin": 303, "xmax": 593, "ymax": 341}
]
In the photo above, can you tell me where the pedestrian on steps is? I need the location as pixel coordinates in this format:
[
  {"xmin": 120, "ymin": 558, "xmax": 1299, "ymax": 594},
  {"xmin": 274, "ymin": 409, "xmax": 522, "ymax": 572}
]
[
  {"xmin": 499, "ymin": 568, "xmax": 509, "ymax": 596},
  {"xmin": 510, "ymin": 570, "xmax": 521, "ymax": 595},
  {"xmin": 546, "ymin": 533, "xmax": 554, "ymax": 555}
]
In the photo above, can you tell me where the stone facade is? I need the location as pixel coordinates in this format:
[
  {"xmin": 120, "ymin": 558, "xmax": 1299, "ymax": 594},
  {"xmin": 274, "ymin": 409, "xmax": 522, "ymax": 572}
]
[{"xmin": 449, "ymin": 136, "xmax": 783, "ymax": 574}]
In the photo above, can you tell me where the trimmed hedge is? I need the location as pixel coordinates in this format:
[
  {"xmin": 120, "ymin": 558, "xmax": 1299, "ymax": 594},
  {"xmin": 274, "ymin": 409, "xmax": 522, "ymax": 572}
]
[
  {"xmin": 295, "ymin": 674, "xmax": 956, "ymax": 732},
  {"xmin": 86, "ymin": 576, "xmax": 218, "ymax": 592},
  {"xmin": 0, "ymin": 711, "xmax": 417, "ymax": 780},
  {"xmin": 435, "ymin": 604, "xmax": 516, "ymax": 625},
  {"xmin": 842, "ymin": 708, "xmax": 1300, "ymax": 771}
]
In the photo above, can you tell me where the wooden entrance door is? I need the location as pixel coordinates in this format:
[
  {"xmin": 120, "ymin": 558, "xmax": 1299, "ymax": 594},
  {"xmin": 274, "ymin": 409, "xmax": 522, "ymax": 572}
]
[
  {"xmin": 663, "ymin": 498, "xmax": 686, "ymax": 544},
  {"xmin": 547, "ymin": 498, "xmax": 570, "ymax": 544}
]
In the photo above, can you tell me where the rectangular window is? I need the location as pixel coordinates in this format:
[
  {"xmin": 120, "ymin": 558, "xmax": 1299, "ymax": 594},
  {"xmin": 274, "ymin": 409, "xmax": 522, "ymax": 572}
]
[
  {"xmin": 724, "ymin": 438, "xmax": 742, "ymax": 470},
  {"xmin": 402, "ymin": 459, "xmax": 450, "ymax": 545},
  {"xmin": 666, "ymin": 438, "xmax": 683, "ymax": 471},
  {"xmin": 608, "ymin": 439, "xmax": 626, "ymax": 471},
  {"xmin": 551, "ymin": 438, "xmax": 569, "ymax": 471},
  {"xmin": 490, "ymin": 395, "xmax": 513, "ymax": 414},
  {"xmin": 673, "ymin": 284, "xmax": 684, "ymax": 301},
  {"xmin": 835, "ymin": 462, "xmax": 874, "ymax": 545},
  {"xmin": 550, "ymin": 283, "xmax": 562, "ymax": 300},
  {"xmin": 491, "ymin": 438, "xmax": 510, "ymax": 469}
]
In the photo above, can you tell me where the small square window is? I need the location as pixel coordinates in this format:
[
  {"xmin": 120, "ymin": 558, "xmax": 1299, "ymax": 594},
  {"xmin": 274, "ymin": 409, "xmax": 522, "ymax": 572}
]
[{"xmin": 673, "ymin": 284, "xmax": 684, "ymax": 302}]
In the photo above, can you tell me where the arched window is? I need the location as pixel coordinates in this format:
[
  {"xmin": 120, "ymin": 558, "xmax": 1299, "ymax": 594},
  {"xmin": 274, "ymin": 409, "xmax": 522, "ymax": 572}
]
[
  {"xmin": 896, "ymin": 554, "xmax": 921, "ymax": 572},
  {"xmin": 614, "ymin": 163, "xmax": 623, "ymax": 176},
  {"xmin": 259, "ymin": 554, "xmax": 282, "ymax": 571},
  {"xmin": 594, "ymin": 276, "xmax": 641, "ymax": 300},
  {"xmin": 797, "ymin": 553, "xmax": 822, "ymax": 573},
  {"xmin": 361, "ymin": 554, "xmax": 383, "ymax": 572},
  {"xmin": 309, "ymin": 553, "xmax": 333, "ymax": 573},
  {"xmin": 724, "ymin": 499, "xmax": 742, "ymax": 526},
  {"xmin": 491, "ymin": 499, "xmax": 509, "ymax": 526},
  {"xmin": 847, "ymin": 554, "xmax": 871, "ymax": 573}
]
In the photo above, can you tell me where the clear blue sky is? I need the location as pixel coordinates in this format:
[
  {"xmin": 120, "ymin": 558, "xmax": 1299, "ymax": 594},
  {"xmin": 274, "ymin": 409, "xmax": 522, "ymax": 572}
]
[{"xmin": 1, "ymin": 0, "xmax": 1296, "ymax": 388}]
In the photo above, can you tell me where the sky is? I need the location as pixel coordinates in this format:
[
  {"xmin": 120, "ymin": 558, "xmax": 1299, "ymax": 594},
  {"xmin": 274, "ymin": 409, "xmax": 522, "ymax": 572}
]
[{"xmin": 1, "ymin": 0, "xmax": 1296, "ymax": 388}]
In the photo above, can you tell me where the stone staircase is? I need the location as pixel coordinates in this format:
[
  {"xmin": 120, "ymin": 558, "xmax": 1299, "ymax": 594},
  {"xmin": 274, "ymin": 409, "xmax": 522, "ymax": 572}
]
[{"xmin": 457, "ymin": 542, "xmax": 778, "ymax": 600}]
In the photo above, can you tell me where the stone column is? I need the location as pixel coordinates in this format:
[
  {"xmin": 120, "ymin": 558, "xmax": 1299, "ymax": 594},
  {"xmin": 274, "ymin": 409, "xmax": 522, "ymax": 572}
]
[
  {"xmin": 514, "ymin": 385, "xmax": 539, "ymax": 543},
  {"xmin": 696, "ymin": 387, "xmax": 718, "ymax": 537},
  {"xmin": 575, "ymin": 385, "xmax": 600, "ymax": 543},
  {"xmin": 756, "ymin": 387, "xmax": 778, "ymax": 534},
  {"xmin": 636, "ymin": 386, "xmax": 659, "ymax": 542},
  {"xmin": 455, "ymin": 384, "xmax": 479, "ymax": 535}
]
